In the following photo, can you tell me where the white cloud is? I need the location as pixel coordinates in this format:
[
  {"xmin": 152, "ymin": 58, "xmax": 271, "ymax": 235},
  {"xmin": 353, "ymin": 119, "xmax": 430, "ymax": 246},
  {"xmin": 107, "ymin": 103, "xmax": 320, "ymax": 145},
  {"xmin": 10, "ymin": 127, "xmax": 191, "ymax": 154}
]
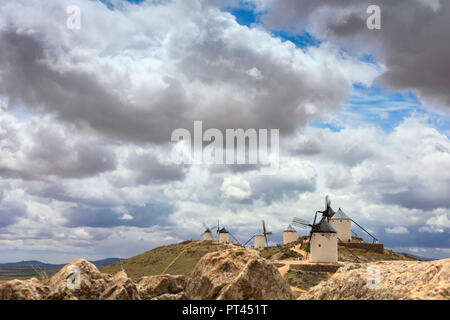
[{"xmin": 385, "ymin": 226, "xmax": 409, "ymax": 234}]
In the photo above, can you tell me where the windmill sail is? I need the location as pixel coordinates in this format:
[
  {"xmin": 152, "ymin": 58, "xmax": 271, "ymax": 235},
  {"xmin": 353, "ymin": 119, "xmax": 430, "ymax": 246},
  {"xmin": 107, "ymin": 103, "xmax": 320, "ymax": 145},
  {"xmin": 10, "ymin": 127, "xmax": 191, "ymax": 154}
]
[{"xmin": 292, "ymin": 217, "xmax": 310, "ymax": 229}]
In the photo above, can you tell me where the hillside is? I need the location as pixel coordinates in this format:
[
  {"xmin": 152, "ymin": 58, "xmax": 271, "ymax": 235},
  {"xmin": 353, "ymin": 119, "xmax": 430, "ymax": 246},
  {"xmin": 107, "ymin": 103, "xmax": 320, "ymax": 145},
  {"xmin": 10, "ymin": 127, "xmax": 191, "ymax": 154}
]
[
  {"xmin": 0, "ymin": 258, "xmax": 122, "ymax": 283},
  {"xmin": 101, "ymin": 240, "xmax": 235, "ymax": 280}
]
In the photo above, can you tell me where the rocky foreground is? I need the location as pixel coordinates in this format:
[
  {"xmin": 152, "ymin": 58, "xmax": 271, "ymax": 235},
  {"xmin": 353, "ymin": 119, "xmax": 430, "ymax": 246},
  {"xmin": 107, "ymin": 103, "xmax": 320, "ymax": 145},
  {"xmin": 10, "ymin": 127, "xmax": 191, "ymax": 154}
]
[
  {"xmin": 300, "ymin": 259, "xmax": 449, "ymax": 300},
  {"xmin": 0, "ymin": 248, "xmax": 294, "ymax": 300},
  {"xmin": 1, "ymin": 248, "xmax": 448, "ymax": 300}
]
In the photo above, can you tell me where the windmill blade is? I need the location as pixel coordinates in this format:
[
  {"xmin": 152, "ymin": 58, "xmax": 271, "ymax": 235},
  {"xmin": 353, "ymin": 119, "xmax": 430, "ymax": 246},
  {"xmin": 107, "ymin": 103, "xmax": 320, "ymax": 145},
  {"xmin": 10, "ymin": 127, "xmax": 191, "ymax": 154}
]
[
  {"xmin": 262, "ymin": 220, "xmax": 266, "ymax": 235},
  {"xmin": 292, "ymin": 217, "xmax": 310, "ymax": 229},
  {"xmin": 202, "ymin": 222, "xmax": 210, "ymax": 231},
  {"xmin": 264, "ymin": 233, "xmax": 268, "ymax": 246},
  {"xmin": 243, "ymin": 235, "xmax": 256, "ymax": 247},
  {"xmin": 325, "ymin": 195, "xmax": 331, "ymax": 208},
  {"xmin": 228, "ymin": 232, "xmax": 241, "ymax": 245},
  {"xmin": 216, "ymin": 220, "xmax": 220, "ymax": 233}
]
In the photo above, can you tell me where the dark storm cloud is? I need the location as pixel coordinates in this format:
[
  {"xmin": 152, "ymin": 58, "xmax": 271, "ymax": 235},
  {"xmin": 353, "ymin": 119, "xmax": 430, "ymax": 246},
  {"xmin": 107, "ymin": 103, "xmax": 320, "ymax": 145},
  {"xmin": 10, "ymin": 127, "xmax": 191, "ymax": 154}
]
[
  {"xmin": 63, "ymin": 202, "xmax": 175, "ymax": 228},
  {"xmin": 126, "ymin": 152, "xmax": 185, "ymax": 185},
  {"xmin": 0, "ymin": 200, "xmax": 27, "ymax": 228},
  {"xmin": 24, "ymin": 181, "xmax": 122, "ymax": 208},
  {"xmin": 0, "ymin": 30, "xmax": 189, "ymax": 144},
  {"xmin": 0, "ymin": 0, "xmax": 373, "ymax": 146},
  {"xmin": 250, "ymin": 175, "xmax": 316, "ymax": 204},
  {"xmin": 257, "ymin": 0, "xmax": 450, "ymax": 108},
  {"xmin": 380, "ymin": 226, "xmax": 450, "ymax": 249}
]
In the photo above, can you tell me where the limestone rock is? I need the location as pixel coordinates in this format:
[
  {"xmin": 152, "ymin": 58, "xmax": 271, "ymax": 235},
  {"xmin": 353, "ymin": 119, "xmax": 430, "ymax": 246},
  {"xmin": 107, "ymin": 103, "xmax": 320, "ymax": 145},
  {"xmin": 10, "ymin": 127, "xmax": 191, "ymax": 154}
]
[
  {"xmin": 0, "ymin": 278, "xmax": 49, "ymax": 300},
  {"xmin": 137, "ymin": 274, "xmax": 186, "ymax": 300},
  {"xmin": 100, "ymin": 270, "xmax": 140, "ymax": 300},
  {"xmin": 46, "ymin": 259, "xmax": 113, "ymax": 300},
  {"xmin": 185, "ymin": 248, "xmax": 295, "ymax": 300},
  {"xmin": 300, "ymin": 259, "xmax": 450, "ymax": 300}
]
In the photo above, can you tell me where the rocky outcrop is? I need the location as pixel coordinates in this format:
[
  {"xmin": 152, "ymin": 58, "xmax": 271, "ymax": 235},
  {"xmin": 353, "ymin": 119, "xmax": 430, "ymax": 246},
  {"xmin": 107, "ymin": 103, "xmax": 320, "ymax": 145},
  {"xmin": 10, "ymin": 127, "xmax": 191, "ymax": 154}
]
[
  {"xmin": 46, "ymin": 259, "xmax": 113, "ymax": 300},
  {"xmin": 300, "ymin": 259, "xmax": 450, "ymax": 300},
  {"xmin": 137, "ymin": 274, "xmax": 186, "ymax": 300},
  {"xmin": 0, "ymin": 278, "xmax": 49, "ymax": 300},
  {"xmin": 100, "ymin": 270, "xmax": 140, "ymax": 300},
  {"xmin": 185, "ymin": 248, "xmax": 295, "ymax": 300}
]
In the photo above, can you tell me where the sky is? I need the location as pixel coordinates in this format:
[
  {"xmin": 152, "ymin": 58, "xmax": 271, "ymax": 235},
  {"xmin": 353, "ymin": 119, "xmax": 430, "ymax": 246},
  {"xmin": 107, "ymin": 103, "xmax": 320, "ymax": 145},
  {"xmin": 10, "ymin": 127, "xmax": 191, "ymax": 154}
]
[{"xmin": 0, "ymin": 0, "xmax": 449, "ymax": 263}]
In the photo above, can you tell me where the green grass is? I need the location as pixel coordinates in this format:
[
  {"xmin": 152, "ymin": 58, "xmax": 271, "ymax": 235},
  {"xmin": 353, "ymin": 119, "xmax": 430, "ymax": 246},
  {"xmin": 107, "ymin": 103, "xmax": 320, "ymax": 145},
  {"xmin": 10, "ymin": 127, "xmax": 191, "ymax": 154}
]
[
  {"xmin": 284, "ymin": 270, "xmax": 331, "ymax": 291},
  {"xmin": 260, "ymin": 241, "xmax": 302, "ymax": 260},
  {"xmin": 100, "ymin": 240, "xmax": 231, "ymax": 281},
  {"xmin": 0, "ymin": 268, "xmax": 58, "ymax": 282}
]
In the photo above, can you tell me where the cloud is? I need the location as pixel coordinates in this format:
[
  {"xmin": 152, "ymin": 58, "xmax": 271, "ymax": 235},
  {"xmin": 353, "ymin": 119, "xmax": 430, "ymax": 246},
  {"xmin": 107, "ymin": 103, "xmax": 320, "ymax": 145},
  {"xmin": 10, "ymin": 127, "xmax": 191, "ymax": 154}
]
[
  {"xmin": 255, "ymin": 0, "xmax": 450, "ymax": 109},
  {"xmin": 385, "ymin": 226, "xmax": 409, "ymax": 234},
  {"xmin": 63, "ymin": 202, "xmax": 176, "ymax": 228},
  {"xmin": 0, "ymin": 200, "xmax": 27, "ymax": 228},
  {"xmin": 221, "ymin": 176, "xmax": 252, "ymax": 201},
  {"xmin": 0, "ymin": 0, "xmax": 379, "ymax": 145}
]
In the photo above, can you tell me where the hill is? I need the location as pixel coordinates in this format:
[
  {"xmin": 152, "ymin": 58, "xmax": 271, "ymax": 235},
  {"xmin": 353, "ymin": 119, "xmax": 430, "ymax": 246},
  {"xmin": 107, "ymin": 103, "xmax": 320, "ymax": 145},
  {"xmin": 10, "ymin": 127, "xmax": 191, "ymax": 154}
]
[
  {"xmin": 0, "ymin": 258, "xmax": 122, "ymax": 283},
  {"xmin": 101, "ymin": 240, "xmax": 234, "ymax": 281}
]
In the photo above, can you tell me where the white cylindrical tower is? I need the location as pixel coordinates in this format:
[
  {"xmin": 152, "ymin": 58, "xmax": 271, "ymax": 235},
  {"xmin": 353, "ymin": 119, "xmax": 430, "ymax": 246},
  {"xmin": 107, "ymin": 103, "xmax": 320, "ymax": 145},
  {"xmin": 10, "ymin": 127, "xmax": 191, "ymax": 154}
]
[
  {"xmin": 310, "ymin": 218, "xmax": 338, "ymax": 263},
  {"xmin": 203, "ymin": 231, "xmax": 213, "ymax": 241},
  {"xmin": 330, "ymin": 208, "xmax": 352, "ymax": 243},
  {"xmin": 254, "ymin": 233, "xmax": 266, "ymax": 248},
  {"xmin": 283, "ymin": 225, "xmax": 297, "ymax": 244},
  {"xmin": 219, "ymin": 228, "xmax": 229, "ymax": 243}
]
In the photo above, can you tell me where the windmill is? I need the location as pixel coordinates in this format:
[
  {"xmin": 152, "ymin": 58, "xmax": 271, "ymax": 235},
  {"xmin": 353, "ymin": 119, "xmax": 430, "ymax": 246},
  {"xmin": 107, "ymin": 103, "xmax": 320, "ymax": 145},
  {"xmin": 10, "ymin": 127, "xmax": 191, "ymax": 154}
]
[
  {"xmin": 216, "ymin": 220, "xmax": 241, "ymax": 245},
  {"xmin": 243, "ymin": 220, "xmax": 272, "ymax": 248},
  {"xmin": 292, "ymin": 214, "xmax": 338, "ymax": 263},
  {"xmin": 283, "ymin": 224, "xmax": 297, "ymax": 244},
  {"xmin": 202, "ymin": 222, "xmax": 213, "ymax": 241}
]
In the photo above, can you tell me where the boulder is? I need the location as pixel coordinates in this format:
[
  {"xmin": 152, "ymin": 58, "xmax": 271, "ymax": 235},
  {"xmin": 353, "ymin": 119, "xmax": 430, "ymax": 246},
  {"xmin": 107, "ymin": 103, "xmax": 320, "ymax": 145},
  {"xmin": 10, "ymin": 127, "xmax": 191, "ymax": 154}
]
[
  {"xmin": 137, "ymin": 274, "xmax": 186, "ymax": 300},
  {"xmin": 46, "ymin": 259, "xmax": 113, "ymax": 300},
  {"xmin": 100, "ymin": 270, "xmax": 140, "ymax": 300},
  {"xmin": 185, "ymin": 248, "xmax": 295, "ymax": 300},
  {"xmin": 300, "ymin": 259, "xmax": 450, "ymax": 300},
  {"xmin": 0, "ymin": 278, "xmax": 49, "ymax": 300}
]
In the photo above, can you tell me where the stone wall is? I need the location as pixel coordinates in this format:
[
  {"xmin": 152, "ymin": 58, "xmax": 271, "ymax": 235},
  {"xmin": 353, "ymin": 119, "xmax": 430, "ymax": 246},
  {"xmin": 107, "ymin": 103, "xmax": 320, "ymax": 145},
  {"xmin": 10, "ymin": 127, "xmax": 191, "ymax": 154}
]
[{"xmin": 339, "ymin": 242, "xmax": 384, "ymax": 253}]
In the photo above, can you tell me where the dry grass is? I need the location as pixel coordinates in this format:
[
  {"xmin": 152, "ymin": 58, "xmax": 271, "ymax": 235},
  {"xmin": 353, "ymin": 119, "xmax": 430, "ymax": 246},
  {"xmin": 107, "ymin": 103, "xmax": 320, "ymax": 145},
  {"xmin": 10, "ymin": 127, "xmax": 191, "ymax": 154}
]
[{"xmin": 100, "ymin": 240, "xmax": 231, "ymax": 280}]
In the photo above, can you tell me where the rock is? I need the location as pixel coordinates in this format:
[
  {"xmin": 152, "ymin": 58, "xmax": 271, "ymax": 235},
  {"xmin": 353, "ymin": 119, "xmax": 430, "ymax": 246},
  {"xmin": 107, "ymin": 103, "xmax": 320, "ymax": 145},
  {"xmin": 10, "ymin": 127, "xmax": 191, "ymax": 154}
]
[
  {"xmin": 46, "ymin": 259, "xmax": 113, "ymax": 300},
  {"xmin": 300, "ymin": 259, "xmax": 450, "ymax": 300},
  {"xmin": 185, "ymin": 248, "xmax": 295, "ymax": 300},
  {"xmin": 137, "ymin": 274, "xmax": 186, "ymax": 300},
  {"xmin": 100, "ymin": 270, "xmax": 140, "ymax": 300},
  {"xmin": 151, "ymin": 292, "xmax": 185, "ymax": 300},
  {"xmin": 0, "ymin": 278, "xmax": 49, "ymax": 300}
]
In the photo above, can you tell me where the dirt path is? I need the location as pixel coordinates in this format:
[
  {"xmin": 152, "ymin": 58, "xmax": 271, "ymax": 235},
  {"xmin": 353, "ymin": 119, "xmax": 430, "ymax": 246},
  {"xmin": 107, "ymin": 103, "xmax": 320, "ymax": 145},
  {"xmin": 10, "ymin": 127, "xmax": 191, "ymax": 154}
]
[{"xmin": 277, "ymin": 243, "xmax": 309, "ymax": 293}]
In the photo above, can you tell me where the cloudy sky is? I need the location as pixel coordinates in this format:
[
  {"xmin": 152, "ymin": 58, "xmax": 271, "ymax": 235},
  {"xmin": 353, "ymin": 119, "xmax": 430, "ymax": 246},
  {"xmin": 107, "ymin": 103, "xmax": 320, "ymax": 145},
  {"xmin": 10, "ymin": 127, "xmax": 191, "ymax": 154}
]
[{"xmin": 0, "ymin": 0, "xmax": 449, "ymax": 263}]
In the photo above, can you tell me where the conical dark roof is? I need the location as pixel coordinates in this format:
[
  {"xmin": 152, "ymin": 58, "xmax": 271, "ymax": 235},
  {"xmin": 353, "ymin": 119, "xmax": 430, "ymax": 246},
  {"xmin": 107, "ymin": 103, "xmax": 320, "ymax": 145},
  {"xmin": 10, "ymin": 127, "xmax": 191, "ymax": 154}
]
[
  {"xmin": 331, "ymin": 208, "xmax": 351, "ymax": 220},
  {"xmin": 284, "ymin": 224, "xmax": 296, "ymax": 232},
  {"xmin": 219, "ymin": 227, "xmax": 228, "ymax": 233},
  {"xmin": 312, "ymin": 217, "xmax": 337, "ymax": 233}
]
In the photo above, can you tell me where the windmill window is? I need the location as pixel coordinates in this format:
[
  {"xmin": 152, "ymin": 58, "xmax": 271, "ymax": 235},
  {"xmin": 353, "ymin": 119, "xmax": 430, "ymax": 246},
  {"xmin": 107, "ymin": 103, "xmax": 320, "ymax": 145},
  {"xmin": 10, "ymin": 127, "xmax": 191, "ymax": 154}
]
[{"xmin": 318, "ymin": 244, "xmax": 321, "ymax": 247}]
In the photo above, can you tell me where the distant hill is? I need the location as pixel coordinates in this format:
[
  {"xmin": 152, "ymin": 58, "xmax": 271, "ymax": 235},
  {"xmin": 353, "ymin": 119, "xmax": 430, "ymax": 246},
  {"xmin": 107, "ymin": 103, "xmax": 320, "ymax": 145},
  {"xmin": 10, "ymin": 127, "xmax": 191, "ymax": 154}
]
[
  {"xmin": 396, "ymin": 252, "xmax": 435, "ymax": 261},
  {"xmin": 0, "ymin": 258, "xmax": 122, "ymax": 269},
  {"xmin": 101, "ymin": 240, "xmax": 233, "ymax": 281}
]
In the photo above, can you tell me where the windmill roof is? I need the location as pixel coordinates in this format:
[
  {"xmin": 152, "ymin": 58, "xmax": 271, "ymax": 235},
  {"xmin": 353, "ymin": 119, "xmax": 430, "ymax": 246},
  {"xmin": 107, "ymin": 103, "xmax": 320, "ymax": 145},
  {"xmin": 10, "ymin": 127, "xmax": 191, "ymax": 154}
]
[
  {"xmin": 331, "ymin": 208, "xmax": 351, "ymax": 220},
  {"xmin": 284, "ymin": 224, "xmax": 296, "ymax": 232},
  {"xmin": 219, "ymin": 227, "xmax": 228, "ymax": 233},
  {"xmin": 312, "ymin": 218, "xmax": 337, "ymax": 233}
]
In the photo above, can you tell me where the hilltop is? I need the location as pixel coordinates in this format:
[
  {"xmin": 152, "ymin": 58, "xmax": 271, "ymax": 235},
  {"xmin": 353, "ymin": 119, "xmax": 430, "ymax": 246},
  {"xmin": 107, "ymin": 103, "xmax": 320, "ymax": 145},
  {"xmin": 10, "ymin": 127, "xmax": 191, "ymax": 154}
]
[{"xmin": 101, "ymin": 240, "xmax": 236, "ymax": 280}]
